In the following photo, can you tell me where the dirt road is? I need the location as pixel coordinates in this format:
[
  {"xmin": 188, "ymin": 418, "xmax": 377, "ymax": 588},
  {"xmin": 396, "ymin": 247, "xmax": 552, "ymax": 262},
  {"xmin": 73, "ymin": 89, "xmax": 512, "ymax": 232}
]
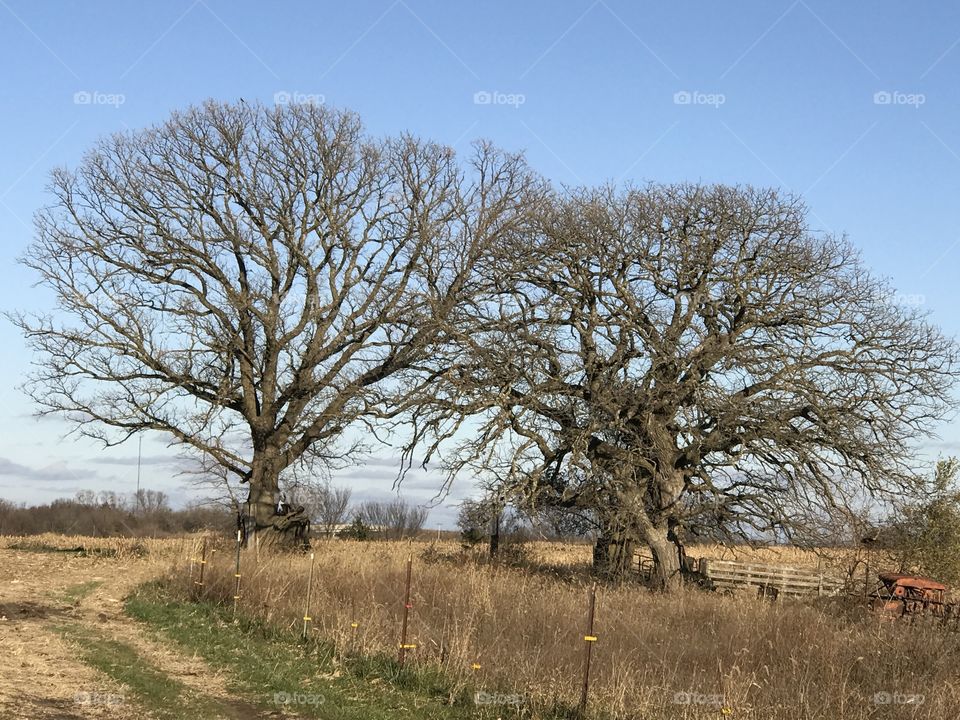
[{"xmin": 0, "ymin": 543, "xmax": 272, "ymax": 720}]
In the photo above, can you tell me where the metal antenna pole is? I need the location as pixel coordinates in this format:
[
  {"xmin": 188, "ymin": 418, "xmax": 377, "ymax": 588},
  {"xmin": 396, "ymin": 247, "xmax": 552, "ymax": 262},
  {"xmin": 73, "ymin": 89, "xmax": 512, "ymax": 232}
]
[{"xmin": 136, "ymin": 435, "xmax": 142, "ymax": 512}]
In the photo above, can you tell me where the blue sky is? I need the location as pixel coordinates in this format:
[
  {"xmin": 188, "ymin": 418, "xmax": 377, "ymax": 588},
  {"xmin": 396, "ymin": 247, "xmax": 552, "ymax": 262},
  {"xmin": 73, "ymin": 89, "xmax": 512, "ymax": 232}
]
[{"xmin": 1, "ymin": 1, "xmax": 959, "ymax": 525}]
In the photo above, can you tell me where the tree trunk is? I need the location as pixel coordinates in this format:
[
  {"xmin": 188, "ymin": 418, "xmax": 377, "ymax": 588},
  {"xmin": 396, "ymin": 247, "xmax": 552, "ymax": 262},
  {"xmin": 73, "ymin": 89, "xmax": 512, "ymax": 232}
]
[
  {"xmin": 244, "ymin": 459, "xmax": 310, "ymax": 550},
  {"xmin": 489, "ymin": 510, "xmax": 500, "ymax": 559},
  {"xmin": 592, "ymin": 522, "xmax": 635, "ymax": 580},
  {"xmin": 644, "ymin": 524, "xmax": 682, "ymax": 591}
]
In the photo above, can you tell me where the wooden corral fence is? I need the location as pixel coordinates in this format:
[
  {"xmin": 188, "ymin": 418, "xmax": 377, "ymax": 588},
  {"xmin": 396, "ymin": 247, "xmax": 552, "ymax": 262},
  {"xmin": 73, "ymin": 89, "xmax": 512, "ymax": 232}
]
[
  {"xmin": 697, "ymin": 558, "xmax": 845, "ymax": 598},
  {"xmin": 636, "ymin": 552, "xmax": 846, "ymax": 598}
]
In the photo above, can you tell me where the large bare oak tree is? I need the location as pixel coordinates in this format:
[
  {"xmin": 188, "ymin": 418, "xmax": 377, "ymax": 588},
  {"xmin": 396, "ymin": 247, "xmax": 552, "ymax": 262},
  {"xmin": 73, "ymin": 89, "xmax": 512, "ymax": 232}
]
[
  {"xmin": 12, "ymin": 100, "xmax": 539, "ymax": 545},
  {"xmin": 410, "ymin": 184, "xmax": 958, "ymax": 588}
]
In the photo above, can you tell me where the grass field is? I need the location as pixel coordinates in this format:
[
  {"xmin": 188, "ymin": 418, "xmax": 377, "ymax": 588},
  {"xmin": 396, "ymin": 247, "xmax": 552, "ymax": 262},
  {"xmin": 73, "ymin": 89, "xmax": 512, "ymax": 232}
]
[{"xmin": 0, "ymin": 533, "xmax": 954, "ymax": 719}]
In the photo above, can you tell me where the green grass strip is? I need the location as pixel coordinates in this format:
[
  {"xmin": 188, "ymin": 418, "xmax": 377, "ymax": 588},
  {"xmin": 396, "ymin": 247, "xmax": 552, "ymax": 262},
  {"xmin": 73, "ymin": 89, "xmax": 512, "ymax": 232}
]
[
  {"xmin": 124, "ymin": 582, "xmax": 524, "ymax": 719},
  {"xmin": 60, "ymin": 580, "xmax": 104, "ymax": 604},
  {"xmin": 57, "ymin": 622, "xmax": 224, "ymax": 720}
]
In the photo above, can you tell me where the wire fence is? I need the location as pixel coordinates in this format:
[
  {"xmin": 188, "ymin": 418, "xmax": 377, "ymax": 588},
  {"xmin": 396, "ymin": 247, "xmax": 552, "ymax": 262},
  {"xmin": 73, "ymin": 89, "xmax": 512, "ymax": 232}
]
[
  {"xmin": 187, "ymin": 534, "xmax": 607, "ymax": 716},
  {"xmin": 179, "ymin": 534, "xmax": 960, "ymax": 719}
]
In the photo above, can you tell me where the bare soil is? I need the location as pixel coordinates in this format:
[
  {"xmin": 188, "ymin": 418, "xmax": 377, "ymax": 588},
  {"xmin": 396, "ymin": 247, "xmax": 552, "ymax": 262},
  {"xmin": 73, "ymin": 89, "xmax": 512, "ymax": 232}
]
[{"xmin": 0, "ymin": 545, "xmax": 273, "ymax": 719}]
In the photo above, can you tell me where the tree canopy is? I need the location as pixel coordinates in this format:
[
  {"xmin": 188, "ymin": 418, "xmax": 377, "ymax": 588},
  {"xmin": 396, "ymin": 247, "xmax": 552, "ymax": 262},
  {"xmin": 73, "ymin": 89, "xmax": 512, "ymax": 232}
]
[
  {"xmin": 13, "ymin": 102, "xmax": 958, "ymax": 575},
  {"xmin": 409, "ymin": 184, "xmax": 959, "ymax": 585},
  {"xmin": 13, "ymin": 100, "xmax": 540, "ymax": 541}
]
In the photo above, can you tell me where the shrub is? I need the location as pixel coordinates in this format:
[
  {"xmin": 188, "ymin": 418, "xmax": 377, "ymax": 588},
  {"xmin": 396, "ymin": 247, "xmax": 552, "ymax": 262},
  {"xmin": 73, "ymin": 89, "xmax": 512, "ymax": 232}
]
[{"xmin": 894, "ymin": 458, "xmax": 960, "ymax": 585}]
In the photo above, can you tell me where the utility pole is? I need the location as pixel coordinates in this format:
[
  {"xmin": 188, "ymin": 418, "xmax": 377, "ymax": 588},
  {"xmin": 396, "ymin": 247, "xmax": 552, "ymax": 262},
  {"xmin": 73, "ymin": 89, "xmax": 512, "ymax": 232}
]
[{"xmin": 135, "ymin": 434, "xmax": 142, "ymax": 513}]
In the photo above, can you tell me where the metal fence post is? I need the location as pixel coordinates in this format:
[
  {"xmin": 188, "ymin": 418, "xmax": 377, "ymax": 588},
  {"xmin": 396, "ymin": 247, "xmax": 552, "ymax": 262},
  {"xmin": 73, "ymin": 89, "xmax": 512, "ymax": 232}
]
[
  {"xmin": 193, "ymin": 536, "xmax": 207, "ymax": 599},
  {"xmin": 578, "ymin": 583, "xmax": 598, "ymax": 716},
  {"xmin": 232, "ymin": 529, "xmax": 242, "ymax": 617},
  {"xmin": 398, "ymin": 556, "xmax": 414, "ymax": 665},
  {"xmin": 302, "ymin": 552, "xmax": 315, "ymax": 639}
]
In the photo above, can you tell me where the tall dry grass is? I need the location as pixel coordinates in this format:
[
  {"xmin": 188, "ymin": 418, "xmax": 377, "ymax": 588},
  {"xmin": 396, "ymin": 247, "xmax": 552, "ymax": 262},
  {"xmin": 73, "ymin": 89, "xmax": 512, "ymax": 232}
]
[
  {"xmin": 0, "ymin": 532, "xmax": 189, "ymax": 560},
  {"xmin": 0, "ymin": 532, "xmax": 197, "ymax": 586},
  {"xmin": 179, "ymin": 538, "xmax": 960, "ymax": 719}
]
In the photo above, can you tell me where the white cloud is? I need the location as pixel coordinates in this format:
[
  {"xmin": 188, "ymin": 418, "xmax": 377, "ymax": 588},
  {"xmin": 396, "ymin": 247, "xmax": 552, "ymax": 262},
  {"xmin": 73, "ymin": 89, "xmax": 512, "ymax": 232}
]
[{"xmin": 0, "ymin": 456, "xmax": 101, "ymax": 482}]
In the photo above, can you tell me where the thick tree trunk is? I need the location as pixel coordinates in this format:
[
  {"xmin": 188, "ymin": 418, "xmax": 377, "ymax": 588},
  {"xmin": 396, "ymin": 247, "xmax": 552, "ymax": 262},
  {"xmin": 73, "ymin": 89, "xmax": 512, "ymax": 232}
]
[
  {"xmin": 644, "ymin": 524, "xmax": 682, "ymax": 591},
  {"xmin": 592, "ymin": 522, "xmax": 635, "ymax": 580},
  {"xmin": 244, "ymin": 459, "xmax": 310, "ymax": 550},
  {"xmin": 247, "ymin": 481, "xmax": 279, "ymax": 531}
]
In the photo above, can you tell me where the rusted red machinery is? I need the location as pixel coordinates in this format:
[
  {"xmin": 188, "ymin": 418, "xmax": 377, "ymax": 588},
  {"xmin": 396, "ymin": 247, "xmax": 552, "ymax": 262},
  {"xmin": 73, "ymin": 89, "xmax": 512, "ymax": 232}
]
[{"xmin": 869, "ymin": 573, "xmax": 949, "ymax": 618}]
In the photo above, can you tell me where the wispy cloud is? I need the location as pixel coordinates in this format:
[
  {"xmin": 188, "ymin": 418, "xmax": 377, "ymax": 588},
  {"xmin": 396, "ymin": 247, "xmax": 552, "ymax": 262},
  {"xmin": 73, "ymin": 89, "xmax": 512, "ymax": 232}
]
[
  {"xmin": 338, "ymin": 467, "xmax": 409, "ymax": 482},
  {"xmin": 0, "ymin": 456, "xmax": 100, "ymax": 482},
  {"xmin": 87, "ymin": 454, "xmax": 180, "ymax": 468}
]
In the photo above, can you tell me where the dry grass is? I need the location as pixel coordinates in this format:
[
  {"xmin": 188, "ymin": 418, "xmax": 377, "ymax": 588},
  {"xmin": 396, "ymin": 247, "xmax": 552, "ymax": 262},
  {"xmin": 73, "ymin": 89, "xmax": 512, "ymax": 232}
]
[
  {"xmin": 177, "ymin": 537, "xmax": 960, "ymax": 719},
  {"xmin": 0, "ymin": 532, "xmax": 188, "ymax": 559},
  {"xmin": 0, "ymin": 532, "xmax": 194, "ymax": 590}
]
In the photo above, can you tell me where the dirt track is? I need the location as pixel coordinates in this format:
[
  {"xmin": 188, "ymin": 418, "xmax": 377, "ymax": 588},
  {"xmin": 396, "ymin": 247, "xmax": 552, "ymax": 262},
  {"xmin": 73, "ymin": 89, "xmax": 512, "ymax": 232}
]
[{"xmin": 0, "ymin": 545, "xmax": 272, "ymax": 720}]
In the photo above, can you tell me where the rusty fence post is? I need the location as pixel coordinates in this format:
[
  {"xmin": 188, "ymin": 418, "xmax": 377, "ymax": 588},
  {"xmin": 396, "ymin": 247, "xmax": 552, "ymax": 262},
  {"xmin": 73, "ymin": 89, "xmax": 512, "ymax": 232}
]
[
  {"xmin": 232, "ymin": 529, "xmax": 242, "ymax": 618},
  {"xmin": 578, "ymin": 583, "xmax": 598, "ymax": 717},
  {"xmin": 398, "ymin": 556, "xmax": 415, "ymax": 665},
  {"xmin": 302, "ymin": 552, "xmax": 315, "ymax": 640}
]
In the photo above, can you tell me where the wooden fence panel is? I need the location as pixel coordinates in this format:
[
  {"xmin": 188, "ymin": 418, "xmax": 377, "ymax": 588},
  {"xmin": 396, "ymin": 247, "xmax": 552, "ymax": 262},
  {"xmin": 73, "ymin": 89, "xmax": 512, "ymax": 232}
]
[{"xmin": 699, "ymin": 558, "xmax": 844, "ymax": 597}]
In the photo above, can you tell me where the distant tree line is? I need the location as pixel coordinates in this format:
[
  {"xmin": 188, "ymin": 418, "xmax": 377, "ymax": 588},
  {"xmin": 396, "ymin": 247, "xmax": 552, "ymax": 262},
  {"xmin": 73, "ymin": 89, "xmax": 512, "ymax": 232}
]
[
  {"xmin": 288, "ymin": 482, "xmax": 431, "ymax": 541},
  {"xmin": 0, "ymin": 489, "xmax": 233, "ymax": 537},
  {"xmin": 0, "ymin": 481, "xmax": 433, "ymax": 541}
]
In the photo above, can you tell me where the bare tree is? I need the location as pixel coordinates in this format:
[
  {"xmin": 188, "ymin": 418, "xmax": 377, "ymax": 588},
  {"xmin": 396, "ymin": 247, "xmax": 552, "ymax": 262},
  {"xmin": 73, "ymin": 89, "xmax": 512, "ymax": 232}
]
[
  {"xmin": 457, "ymin": 498, "xmax": 493, "ymax": 546},
  {"xmin": 97, "ymin": 491, "xmax": 126, "ymax": 510},
  {"xmin": 288, "ymin": 481, "xmax": 352, "ymax": 537},
  {"xmin": 410, "ymin": 184, "xmax": 959, "ymax": 588},
  {"xmin": 357, "ymin": 498, "xmax": 428, "ymax": 540},
  {"xmin": 134, "ymin": 488, "xmax": 169, "ymax": 513},
  {"xmin": 319, "ymin": 484, "xmax": 352, "ymax": 537},
  {"xmin": 11, "ymin": 100, "xmax": 539, "ymax": 546},
  {"xmin": 457, "ymin": 494, "xmax": 530, "ymax": 556},
  {"xmin": 75, "ymin": 490, "xmax": 97, "ymax": 506}
]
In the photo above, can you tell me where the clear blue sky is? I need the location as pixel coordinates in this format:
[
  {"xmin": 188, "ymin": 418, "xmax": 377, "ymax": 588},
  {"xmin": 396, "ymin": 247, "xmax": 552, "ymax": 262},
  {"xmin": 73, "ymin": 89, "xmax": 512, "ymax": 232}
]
[{"xmin": 1, "ymin": 1, "xmax": 959, "ymax": 525}]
